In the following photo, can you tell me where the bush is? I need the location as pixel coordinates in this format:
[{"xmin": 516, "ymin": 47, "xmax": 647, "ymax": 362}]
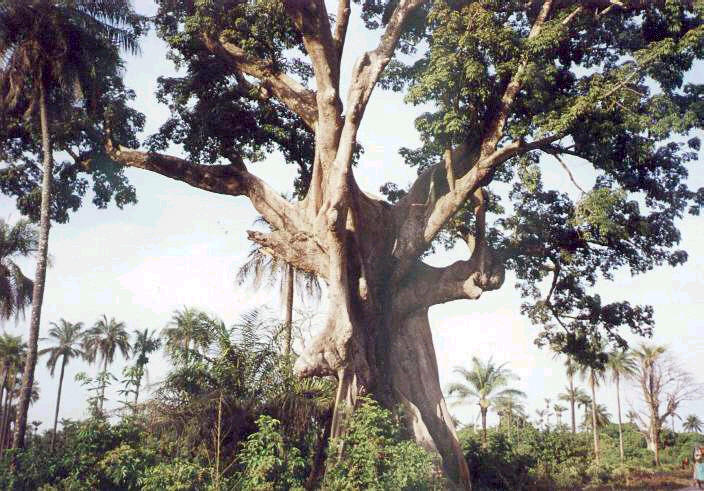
[
  {"xmin": 323, "ymin": 397, "xmax": 443, "ymax": 490},
  {"xmin": 234, "ymin": 415, "xmax": 306, "ymax": 490}
]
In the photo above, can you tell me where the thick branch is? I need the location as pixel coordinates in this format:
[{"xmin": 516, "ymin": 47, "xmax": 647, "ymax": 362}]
[
  {"xmin": 106, "ymin": 144, "xmax": 306, "ymax": 234},
  {"xmin": 284, "ymin": 0, "xmax": 343, "ymax": 166},
  {"xmin": 246, "ymin": 229, "xmax": 329, "ymax": 280},
  {"xmin": 333, "ymin": 0, "xmax": 351, "ymax": 62},
  {"xmin": 394, "ymin": 189, "xmax": 504, "ymax": 314},
  {"xmin": 203, "ymin": 36, "xmax": 318, "ymax": 129}
]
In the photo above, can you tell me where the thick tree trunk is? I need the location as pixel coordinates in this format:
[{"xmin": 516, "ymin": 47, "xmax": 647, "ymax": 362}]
[
  {"xmin": 13, "ymin": 78, "xmax": 53, "ymax": 450},
  {"xmin": 616, "ymin": 375, "xmax": 624, "ymax": 464},
  {"xmin": 481, "ymin": 408, "xmax": 488, "ymax": 447},
  {"xmin": 590, "ymin": 376, "xmax": 600, "ymax": 465},
  {"xmin": 284, "ymin": 264, "xmax": 294, "ymax": 358},
  {"xmin": 297, "ymin": 305, "xmax": 472, "ymax": 489},
  {"xmin": 51, "ymin": 358, "xmax": 66, "ymax": 451}
]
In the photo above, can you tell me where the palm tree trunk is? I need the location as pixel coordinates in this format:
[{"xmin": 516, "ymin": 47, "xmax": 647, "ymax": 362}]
[
  {"xmin": 100, "ymin": 356, "xmax": 108, "ymax": 411},
  {"xmin": 590, "ymin": 374, "xmax": 600, "ymax": 465},
  {"xmin": 51, "ymin": 357, "xmax": 66, "ymax": 452},
  {"xmin": 134, "ymin": 369, "xmax": 141, "ymax": 406},
  {"xmin": 616, "ymin": 374, "xmax": 624, "ymax": 464},
  {"xmin": 284, "ymin": 264, "xmax": 294, "ymax": 358},
  {"xmin": 13, "ymin": 77, "xmax": 54, "ymax": 449},
  {"xmin": 481, "ymin": 408, "xmax": 488, "ymax": 447},
  {"xmin": 1, "ymin": 381, "xmax": 14, "ymax": 452},
  {"xmin": 569, "ymin": 375, "xmax": 576, "ymax": 433}
]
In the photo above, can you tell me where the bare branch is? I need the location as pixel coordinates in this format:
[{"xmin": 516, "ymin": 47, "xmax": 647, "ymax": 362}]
[
  {"xmin": 106, "ymin": 143, "xmax": 306, "ymax": 234},
  {"xmin": 333, "ymin": 0, "xmax": 351, "ymax": 62},
  {"xmin": 202, "ymin": 36, "xmax": 318, "ymax": 129}
]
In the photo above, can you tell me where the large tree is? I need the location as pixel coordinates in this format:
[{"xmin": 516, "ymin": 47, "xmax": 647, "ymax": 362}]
[
  {"xmin": 0, "ymin": 0, "xmax": 144, "ymax": 449},
  {"xmin": 101, "ymin": 1, "xmax": 703, "ymax": 485}
]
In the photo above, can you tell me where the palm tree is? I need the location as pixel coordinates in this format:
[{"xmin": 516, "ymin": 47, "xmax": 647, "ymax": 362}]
[
  {"xmin": 1, "ymin": 0, "xmax": 142, "ymax": 449},
  {"xmin": 582, "ymin": 403, "xmax": 612, "ymax": 429},
  {"xmin": 38, "ymin": 320, "xmax": 84, "ymax": 450},
  {"xmin": 606, "ymin": 348, "xmax": 638, "ymax": 463},
  {"xmin": 237, "ymin": 219, "xmax": 321, "ymax": 357},
  {"xmin": 684, "ymin": 415, "xmax": 703, "ymax": 434},
  {"xmin": 446, "ymin": 357, "xmax": 526, "ymax": 446},
  {"xmin": 557, "ymin": 355, "xmax": 579, "ymax": 433},
  {"xmin": 0, "ymin": 219, "xmax": 37, "ymax": 322},
  {"xmin": 131, "ymin": 328, "xmax": 161, "ymax": 405},
  {"xmin": 83, "ymin": 315, "xmax": 130, "ymax": 411},
  {"xmin": 162, "ymin": 307, "xmax": 212, "ymax": 359},
  {"xmin": 494, "ymin": 392, "xmax": 527, "ymax": 431},
  {"xmin": 559, "ymin": 386, "xmax": 589, "ymax": 430},
  {"xmin": 0, "ymin": 333, "xmax": 24, "ymax": 453},
  {"xmin": 626, "ymin": 409, "xmax": 639, "ymax": 425},
  {"xmin": 578, "ymin": 362, "xmax": 605, "ymax": 463},
  {"xmin": 553, "ymin": 404, "xmax": 567, "ymax": 428}
]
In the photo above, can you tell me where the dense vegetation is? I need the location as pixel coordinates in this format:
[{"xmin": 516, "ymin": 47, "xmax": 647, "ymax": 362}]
[{"xmin": 0, "ymin": 304, "xmax": 702, "ymax": 489}]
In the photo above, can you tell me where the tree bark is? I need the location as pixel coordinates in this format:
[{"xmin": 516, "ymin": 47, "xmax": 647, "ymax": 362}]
[
  {"xmin": 616, "ymin": 374, "xmax": 624, "ymax": 464},
  {"xmin": 13, "ymin": 77, "xmax": 53, "ymax": 449},
  {"xmin": 296, "ymin": 303, "xmax": 473, "ymax": 489},
  {"xmin": 51, "ymin": 357, "xmax": 66, "ymax": 452},
  {"xmin": 590, "ymin": 374, "xmax": 600, "ymax": 465},
  {"xmin": 284, "ymin": 263, "xmax": 294, "ymax": 358},
  {"xmin": 481, "ymin": 407, "xmax": 488, "ymax": 447}
]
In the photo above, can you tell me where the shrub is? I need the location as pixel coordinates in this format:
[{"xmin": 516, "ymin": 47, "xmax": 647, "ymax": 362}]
[{"xmin": 323, "ymin": 397, "xmax": 442, "ymax": 490}]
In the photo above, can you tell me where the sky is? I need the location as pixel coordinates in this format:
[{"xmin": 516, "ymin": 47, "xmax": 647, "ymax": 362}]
[{"xmin": 1, "ymin": 0, "xmax": 703, "ymax": 435}]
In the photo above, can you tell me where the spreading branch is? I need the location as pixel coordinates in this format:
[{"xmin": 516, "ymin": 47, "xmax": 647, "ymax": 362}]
[{"xmin": 106, "ymin": 143, "xmax": 306, "ymax": 234}]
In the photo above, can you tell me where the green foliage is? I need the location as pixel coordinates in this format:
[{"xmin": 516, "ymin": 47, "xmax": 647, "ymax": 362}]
[
  {"xmin": 234, "ymin": 415, "xmax": 305, "ymax": 490},
  {"xmin": 323, "ymin": 397, "xmax": 442, "ymax": 490},
  {"xmin": 139, "ymin": 460, "xmax": 211, "ymax": 491},
  {"xmin": 0, "ymin": 0, "xmax": 146, "ymax": 223}
]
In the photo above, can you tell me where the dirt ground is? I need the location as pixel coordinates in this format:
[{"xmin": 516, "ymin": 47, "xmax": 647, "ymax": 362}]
[{"xmin": 587, "ymin": 468, "xmax": 696, "ymax": 490}]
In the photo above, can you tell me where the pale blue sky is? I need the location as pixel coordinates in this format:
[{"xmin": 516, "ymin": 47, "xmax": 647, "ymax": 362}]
[{"xmin": 1, "ymin": 0, "xmax": 702, "ymax": 433}]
